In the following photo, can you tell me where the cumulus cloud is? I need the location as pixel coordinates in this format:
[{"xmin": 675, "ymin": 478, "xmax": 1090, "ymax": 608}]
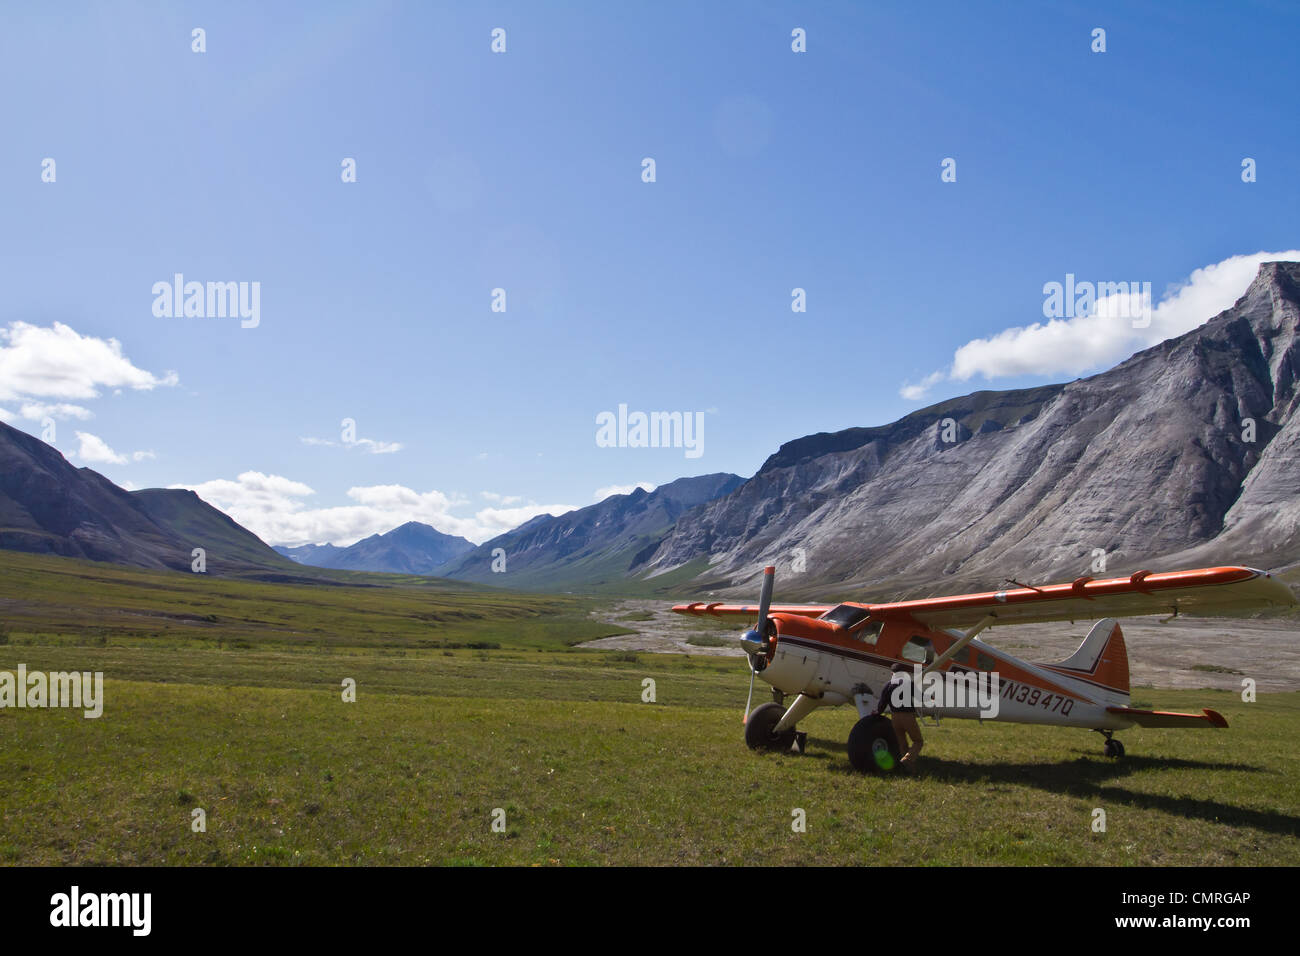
[
  {"xmin": 0, "ymin": 321, "xmax": 178, "ymax": 403},
  {"xmin": 900, "ymin": 250, "xmax": 1300, "ymax": 400},
  {"xmin": 480, "ymin": 491, "xmax": 522, "ymax": 505},
  {"xmin": 594, "ymin": 481, "xmax": 656, "ymax": 501},
  {"xmin": 19, "ymin": 401, "xmax": 94, "ymax": 421},
  {"xmin": 174, "ymin": 471, "xmax": 576, "ymax": 546},
  {"xmin": 73, "ymin": 431, "xmax": 127, "ymax": 465},
  {"xmin": 899, "ymin": 371, "xmax": 945, "ymax": 402}
]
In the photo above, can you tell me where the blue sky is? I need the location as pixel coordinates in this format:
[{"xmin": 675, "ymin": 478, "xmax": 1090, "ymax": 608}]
[{"xmin": 1, "ymin": 1, "xmax": 1297, "ymax": 545}]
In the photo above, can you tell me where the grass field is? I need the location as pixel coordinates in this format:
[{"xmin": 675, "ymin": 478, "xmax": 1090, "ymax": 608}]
[{"xmin": 1, "ymin": 552, "xmax": 1297, "ymax": 866}]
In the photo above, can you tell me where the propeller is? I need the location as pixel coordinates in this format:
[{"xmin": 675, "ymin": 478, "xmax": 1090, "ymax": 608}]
[{"xmin": 740, "ymin": 565, "xmax": 776, "ymax": 723}]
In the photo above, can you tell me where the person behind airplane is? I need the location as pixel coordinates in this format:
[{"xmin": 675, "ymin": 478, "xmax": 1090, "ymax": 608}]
[{"xmin": 872, "ymin": 662, "xmax": 924, "ymax": 770}]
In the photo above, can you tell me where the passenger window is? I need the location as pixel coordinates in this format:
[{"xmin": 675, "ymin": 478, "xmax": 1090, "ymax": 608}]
[
  {"xmin": 902, "ymin": 637, "xmax": 933, "ymax": 664},
  {"xmin": 976, "ymin": 652, "xmax": 996, "ymax": 671}
]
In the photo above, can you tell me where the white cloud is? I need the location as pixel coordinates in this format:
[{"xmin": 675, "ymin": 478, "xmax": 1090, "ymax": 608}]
[
  {"xmin": 132, "ymin": 450, "xmax": 156, "ymax": 461},
  {"xmin": 594, "ymin": 481, "xmax": 656, "ymax": 501},
  {"xmin": 899, "ymin": 371, "xmax": 945, "ymax": 401},
  {"xmin": 19, "ymin": 401, "xmax": 94, "ymax": 421},
  {"xmin": 354, "ymin": 438, "xmax": 402, "ymax": 454},
  {"xmin": 0, "ymin": 407, "xmax": 13, "ymax": 422},
  {"xmin": 73, "ymin": 431, "xmax": 127, "ymax": 465},
  {"xmin": 299, "ymin": 433, "xmax": 403, "ymax": 454},
  {"xmin": 174, "ymin": 471, "xmax": 575, "ymax": 546},
  {"xmin": 900, "ymin": 250, "xmax": 1300, "ymax": 400},
  {"xmin": 480, "ymin": 491, "xmax": 522, "ymax": 505},
  {"xmin": 0, "ymin": 321, "xmax": 178, "ymax": 403}
]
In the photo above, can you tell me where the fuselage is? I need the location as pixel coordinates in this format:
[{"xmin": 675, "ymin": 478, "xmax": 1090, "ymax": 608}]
[{"xmin": 760, "ymin": 611, "xmax": 1136, "ymax": 731}]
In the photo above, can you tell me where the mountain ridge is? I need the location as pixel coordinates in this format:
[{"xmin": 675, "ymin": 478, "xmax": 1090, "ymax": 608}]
[
  {"xmin": 276, "ymin": 520, "xmax": 474, "ymax": 574},
  {"xmin": 0, "ymin": 420, "xmax": 295, "ymax": 576},
  {"xmin": 433, "ymin": 473, "xmax": 745, "ymax": 588}
]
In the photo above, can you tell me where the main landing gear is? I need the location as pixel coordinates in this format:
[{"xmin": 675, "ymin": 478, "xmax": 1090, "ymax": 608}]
[
  {"xmin": 847, "ymin": 715, "xmax": 902, "ymax": 774},
  {"xmin": 1097, "ymin": 729, "xmax": 1125, "ymax": 758}
]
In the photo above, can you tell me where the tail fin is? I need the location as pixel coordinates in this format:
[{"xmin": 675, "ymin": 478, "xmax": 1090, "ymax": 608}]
[{"xmin": 1043, "ymin": 617, "xmax": 1130, "ymax": 698}]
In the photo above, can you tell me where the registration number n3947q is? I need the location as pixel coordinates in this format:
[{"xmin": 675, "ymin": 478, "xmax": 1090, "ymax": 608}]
[{"xmin": 999, "ymin": 678, "xmax": 1074, "ymax": 715}]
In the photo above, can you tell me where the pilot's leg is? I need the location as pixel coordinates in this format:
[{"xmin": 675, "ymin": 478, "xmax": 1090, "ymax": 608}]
[{"xmin": 895, "ymin": 712, "xmax": 923, "ymax": 766}]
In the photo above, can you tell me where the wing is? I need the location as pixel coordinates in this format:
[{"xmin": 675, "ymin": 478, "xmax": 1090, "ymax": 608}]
[
  {"xmin": 671, "ymin": 602, "xmax": 831, "ymax": 619},
  {"xmin": 868, "ymin": 566, "xmax": 1295, "ymax": 630}
]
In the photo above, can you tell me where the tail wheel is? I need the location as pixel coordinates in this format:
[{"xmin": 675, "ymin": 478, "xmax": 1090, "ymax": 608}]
[
  {"xmin": 744, "ymin": 701, "xmax": 796, "ymax": 751},
  {"xmin": 848, "ymin": 715, "xmax": 901, "ymax": 773}
]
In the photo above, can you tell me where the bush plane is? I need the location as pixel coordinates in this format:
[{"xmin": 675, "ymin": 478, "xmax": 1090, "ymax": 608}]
[{"xmin": 671, "ymin": 565, "xmax": 1296, "ymax": 772}]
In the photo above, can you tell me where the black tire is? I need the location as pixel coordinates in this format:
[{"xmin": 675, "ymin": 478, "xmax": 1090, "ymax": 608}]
[
  {"xmin": 745, "ymin": 701, "xmax": 796, "ymax": 751},
  {"xmin": 847, "ymin": 715, "xmax": 902, "ymax": 773},
  {"xmin": 1104, "ymin": 738, "xmax": 1125, "ymax": 759}
]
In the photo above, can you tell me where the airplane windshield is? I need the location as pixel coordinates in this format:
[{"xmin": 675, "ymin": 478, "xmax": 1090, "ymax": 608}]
[{"xmin": 821, "ymin": 604, "xmax": 873, "ymax": 629}]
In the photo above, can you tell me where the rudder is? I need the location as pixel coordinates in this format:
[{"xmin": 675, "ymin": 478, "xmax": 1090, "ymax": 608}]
[{"xmin": 1045, "ymin": 617, "xmax": 1130, "ymax": 697}]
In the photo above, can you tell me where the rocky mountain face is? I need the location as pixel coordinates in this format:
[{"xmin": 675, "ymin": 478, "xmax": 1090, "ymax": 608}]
[
  {"xmin": 0, "ymin": 420, "xmax": 293, "ymax": 575},
  {"xmin": 435, "ymin": 473, "xmax": 744, "ymax": 588},
  {"xmin": 277, "ymin": 521, "xmax": 474, "ymax": 574},
  {"xmin": 645, "ymin": 261, "xmax": 1300, "ymax": 599}
]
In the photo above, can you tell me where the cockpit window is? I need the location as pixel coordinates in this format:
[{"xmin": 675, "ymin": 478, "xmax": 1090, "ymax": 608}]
[
  {"xmin": 853, "ymin": 621, "xmax": 883, "ymax": 645},
  {"xmin": 820, "ymin": 604, "xmax": 873, "ymax": 629}
]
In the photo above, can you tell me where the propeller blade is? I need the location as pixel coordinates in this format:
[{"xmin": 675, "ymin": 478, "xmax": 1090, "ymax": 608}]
[
  {"xmin": 755, "ymin": 565, "xmax": 775, "ymax": 633},
  {"xmin": 743, "ymin": 566, "xmax": 775, "ymax": 723}
]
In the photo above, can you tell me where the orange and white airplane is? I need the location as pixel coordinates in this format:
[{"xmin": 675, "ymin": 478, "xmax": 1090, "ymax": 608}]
[{"xmin": 672, "ymin": 565, "xmax": 1295, "ymax": 772}]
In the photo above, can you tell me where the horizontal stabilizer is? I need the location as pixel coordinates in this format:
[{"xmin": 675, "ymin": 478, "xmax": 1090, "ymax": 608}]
[{"xmin": 1106, "ymin": 706, "xmax": 1228, "ymax": 729}]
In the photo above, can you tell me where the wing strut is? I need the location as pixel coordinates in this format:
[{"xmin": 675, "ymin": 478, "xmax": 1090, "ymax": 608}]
[{"xmin": 923, "ymin": 614, "xmax": 996, "ymax": 674}]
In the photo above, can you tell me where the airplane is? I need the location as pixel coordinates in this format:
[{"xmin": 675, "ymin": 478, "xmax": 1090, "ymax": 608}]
[{"xmin": 671, "ymin": 565, "xmax": 1296, "ymax": 772}]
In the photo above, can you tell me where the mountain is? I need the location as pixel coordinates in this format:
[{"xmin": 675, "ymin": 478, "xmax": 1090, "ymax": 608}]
[
  {"xmin": 645, "ymin": 261, "xmax": 1300, "ymax": 599},
  {"xmin": 276, "ymin": 521, "xmax": 474, "ymax": 574},
  {"xmin": 0, "ymin": 420, "xmax": 293, "ymax": 575},
  {"xmin": 274, "ymin": 542, "xmax": 344, "ymax": 566},
  {"xmin": 435, "ymin": 473, "xmax": 744, "ymax": 589}
]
